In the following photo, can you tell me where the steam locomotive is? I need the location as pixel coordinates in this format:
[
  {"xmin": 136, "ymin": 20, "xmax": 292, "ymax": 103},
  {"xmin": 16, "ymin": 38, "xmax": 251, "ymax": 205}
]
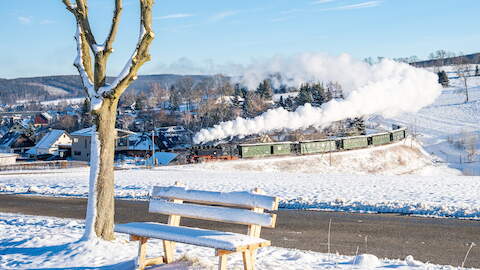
[{"xmin": 187, "ymin": 128, "xmax": 406, "ymax": 163}]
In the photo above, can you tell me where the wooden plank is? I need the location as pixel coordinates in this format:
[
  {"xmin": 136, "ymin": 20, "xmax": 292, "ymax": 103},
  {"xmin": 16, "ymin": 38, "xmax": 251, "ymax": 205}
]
[
  {"xmin": 149, "ymin": 200, "xmax": 276, "ymax": 228},
  {"xmin": 145, "ymin": 256, "xmax": 164, "ymax": 267},
  {"xmin": 215, "ymin": 241, "xmax": 271, "ymax": 256},
  {"xmin": 218, "ymin": 254, "xmax": 227, "ymax": 270},
  {"xmin": 152, "ymin": 186, "xmax": 278, "ymax": 210},
  {"xmin": 242, "ymin": 250, "xmax": 253, "ymax": 270},
  {"xmin": 163, "ymin": 240, "xmax": 175, "ymax": 264},
  {"xmin": 164, "ymin": 199, "xmax": 183, "ymax": 263},
  {"xmin": 136, "ymin": 237, "xmax": 148, "ymax": 270}
]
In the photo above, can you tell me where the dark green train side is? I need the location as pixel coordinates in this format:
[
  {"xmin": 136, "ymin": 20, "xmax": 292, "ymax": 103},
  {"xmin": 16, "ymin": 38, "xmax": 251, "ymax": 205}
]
[{"xmin": 237, "ymin": 128, "xmax": 406, "ymax": 158}]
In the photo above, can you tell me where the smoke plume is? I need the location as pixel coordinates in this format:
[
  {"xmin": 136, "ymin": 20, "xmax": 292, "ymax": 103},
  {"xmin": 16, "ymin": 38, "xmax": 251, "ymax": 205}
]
[{"xmin": 193, "ymin": 53, "xmax": 441, "ymax": 144}]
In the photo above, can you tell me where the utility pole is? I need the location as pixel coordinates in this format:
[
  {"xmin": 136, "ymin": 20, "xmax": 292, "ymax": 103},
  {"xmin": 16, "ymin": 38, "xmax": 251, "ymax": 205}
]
[{"xmin": 151, "ymin": 120, "xmax": 156, "ymax": 168}]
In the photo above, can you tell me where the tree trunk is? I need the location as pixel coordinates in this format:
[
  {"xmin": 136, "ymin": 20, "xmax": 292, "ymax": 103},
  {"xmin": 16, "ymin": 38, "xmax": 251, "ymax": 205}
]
[{"xmin": 93, "ymin": 98, "xmax": 119, "ymax": 240}]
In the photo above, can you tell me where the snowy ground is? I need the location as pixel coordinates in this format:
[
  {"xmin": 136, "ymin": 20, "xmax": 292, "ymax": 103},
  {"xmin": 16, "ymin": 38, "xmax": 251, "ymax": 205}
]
[
  {"xmin": 1, "ymin": 212, "xmax": 475, "ymax": 270},
  {"xmin": 380, "ymin": 75, "xmax": 480, "ymax": 176},
  {"xmin": 0, "ymin": 150, "xmax": 479, "ymax": 219}
]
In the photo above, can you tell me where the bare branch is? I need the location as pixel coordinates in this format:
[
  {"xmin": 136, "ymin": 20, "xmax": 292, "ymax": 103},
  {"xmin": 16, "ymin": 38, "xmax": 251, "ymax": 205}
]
[
  {"xmin": 104, "ymin": 0, "xmax": 123, "ymax": 55},
  {"xmin": 62, "ymin": 0, "xmax": 76, "ymax": 13},
  {"xmin": 100, "ymin": 0, "xmax": 155, "ymax": 98},
  {"xmin": 69, "ymin": 0, "xmax": 98, "ymax": 51},
  {"xmin": 74, "ymin": 23, "xmax": 95, "ymax": 98}
]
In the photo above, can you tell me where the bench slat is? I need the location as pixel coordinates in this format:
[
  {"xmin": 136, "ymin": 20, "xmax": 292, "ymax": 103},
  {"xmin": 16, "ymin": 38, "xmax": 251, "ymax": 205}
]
[
  {"xmin": 151, "ymin": 186, "xmax": 279, "ymax": 211},
  {"xmin": 149, "ymin": 199, "xmax": 276, "ymax": 228},
  {"xmin": 115, "ymin": 222, "xmax": 270, "ymax": 251}
]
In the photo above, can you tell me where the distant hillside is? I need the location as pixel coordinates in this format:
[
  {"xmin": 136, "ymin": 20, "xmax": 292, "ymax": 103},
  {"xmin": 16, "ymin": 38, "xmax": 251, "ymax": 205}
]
[
  {"xmin": 411, "ymin": 52, "xmax": 480, "ymax": 68},
  {"xmin": 0, "ymin": 74, "xmax": 211, "ymax": 105}
]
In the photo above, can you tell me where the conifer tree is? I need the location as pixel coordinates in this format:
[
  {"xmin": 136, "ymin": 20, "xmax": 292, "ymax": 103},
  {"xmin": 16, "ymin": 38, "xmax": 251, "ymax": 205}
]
[
  {"xmin": 255, "ymin": 79, "xmax": 273, "ymax": 100},
  {"xmin": 295, "ymin": 83, "xmax": 313, "ymax": 106},
  {"xmin": 311, "ymin": 83, "xmax": 326, "ymax": 106},
  {"xmin": 437, "ymin": 70, "xmax": 449, "ymax": 87},
  {"xmin": 81, "ymin": 98, "xmax": 93, "ymax": 127}
]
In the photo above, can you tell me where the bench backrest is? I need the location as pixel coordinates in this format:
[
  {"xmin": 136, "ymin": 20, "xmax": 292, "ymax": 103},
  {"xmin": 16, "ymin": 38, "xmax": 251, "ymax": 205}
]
[{"xmin": 149, "ymin": 184, "xmax": 279, "ymax": 237}]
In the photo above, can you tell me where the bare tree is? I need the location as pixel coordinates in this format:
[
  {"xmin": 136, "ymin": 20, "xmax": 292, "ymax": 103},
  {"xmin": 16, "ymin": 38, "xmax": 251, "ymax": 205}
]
[
  {"xmin": 61, "ymin": 0, "xmax": 154, "ymax": 240},
  {"xmin": 453, "ymin": 56, "xmax": 471, "ymax": 103}
]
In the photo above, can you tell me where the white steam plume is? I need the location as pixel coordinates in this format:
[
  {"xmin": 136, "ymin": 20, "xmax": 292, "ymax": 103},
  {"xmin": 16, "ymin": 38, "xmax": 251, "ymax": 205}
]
[{"xmin": 193, "ymin": 53, "xmax": 441, "ymax": 144}]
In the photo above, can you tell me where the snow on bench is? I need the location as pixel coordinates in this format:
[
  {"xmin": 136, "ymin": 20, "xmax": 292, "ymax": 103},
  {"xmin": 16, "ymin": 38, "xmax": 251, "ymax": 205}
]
[
  {"xmin": 114, "ymin": 183, "xmax": 279, "ymax": 270},
  {"xmin": 115, "ymin": 222, "xmax": 269, "ymax": 251}
]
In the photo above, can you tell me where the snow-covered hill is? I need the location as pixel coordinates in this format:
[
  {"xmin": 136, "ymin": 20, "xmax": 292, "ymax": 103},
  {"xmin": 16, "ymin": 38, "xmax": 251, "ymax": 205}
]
[
  {"xmin": 193, "ymin": 139, "xmax": 459, "ymax": 176},
  {"xmin": 380, "ymin": 75, "xmax": 480, "ymax": 175}
]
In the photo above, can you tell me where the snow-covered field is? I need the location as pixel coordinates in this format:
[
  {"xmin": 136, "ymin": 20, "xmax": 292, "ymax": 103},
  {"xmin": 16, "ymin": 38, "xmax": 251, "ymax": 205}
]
[
  {"xmin": 382, "ymin": 76, "xmax": 480, "ymax": 176},
  {"xmin": 0, "ymin": 212, "xmax": 474, "ymax": 270},
  {"xmin": 1, "ymin": 151, "xmax": 479, "ymax": 219}
]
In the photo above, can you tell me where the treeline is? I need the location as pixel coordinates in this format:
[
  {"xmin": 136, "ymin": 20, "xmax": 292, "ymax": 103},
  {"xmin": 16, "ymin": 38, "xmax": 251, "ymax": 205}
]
[
  {"xmin": 0, "ymin": 74, "xmax": 209, "ymax": 105},
  {"xmin": 122, "ymin": 76, "xmax": 348, "ymax": 133}
]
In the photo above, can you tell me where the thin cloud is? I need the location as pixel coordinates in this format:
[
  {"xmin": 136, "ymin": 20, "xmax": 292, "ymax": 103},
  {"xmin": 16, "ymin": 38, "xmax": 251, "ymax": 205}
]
[
  {"xmin": 209, "ymin": 10, "xmax": 238, "ymax": 22},
  {"xmin": 18, "ymin": 16, "xmax": 32, "ymax": 24},
  {"xmin": 321, "ymin": 1, "xmax": 383, "ymax": 11},
  {"xmin": 155, "ymin": 13, "xmax": 194, "ymax": 20}
]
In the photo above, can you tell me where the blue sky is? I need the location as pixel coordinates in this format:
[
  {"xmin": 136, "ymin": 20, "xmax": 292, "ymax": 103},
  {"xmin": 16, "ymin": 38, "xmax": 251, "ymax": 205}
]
[{"xmin": 1, "ymin": 0, "xmax": 479, "ymax": 79}]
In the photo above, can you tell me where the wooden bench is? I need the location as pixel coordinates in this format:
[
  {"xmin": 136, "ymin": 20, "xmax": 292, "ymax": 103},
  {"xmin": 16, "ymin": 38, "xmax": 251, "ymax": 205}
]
[{"xmin": 114, "ymin": 183, "xmax": 279, "ymax": 270}]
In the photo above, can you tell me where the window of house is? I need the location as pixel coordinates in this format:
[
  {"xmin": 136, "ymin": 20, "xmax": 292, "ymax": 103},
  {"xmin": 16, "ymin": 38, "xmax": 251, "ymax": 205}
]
[{"xmin": 74, "ymin": 151, "xmax": 81, "ymax": 156}]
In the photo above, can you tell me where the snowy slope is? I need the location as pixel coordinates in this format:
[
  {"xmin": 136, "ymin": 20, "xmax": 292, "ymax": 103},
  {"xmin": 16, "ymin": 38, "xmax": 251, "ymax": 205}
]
[
  {"xmin": 380, "ymin": 75, "xmax": 480, "ymax": 175},
  {"xmin": 1, "ymin": 213, "xmax": 475, "ymax": 270},
  {"xmin": 193, "ymin": 139, "xmax": 460, "ymax": 176}
]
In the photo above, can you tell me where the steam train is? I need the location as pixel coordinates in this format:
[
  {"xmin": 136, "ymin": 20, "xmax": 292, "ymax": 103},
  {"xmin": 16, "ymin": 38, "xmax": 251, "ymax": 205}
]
[{"xmin": 187, "ymin": 128, "xmax": 406, "ymax": 163}]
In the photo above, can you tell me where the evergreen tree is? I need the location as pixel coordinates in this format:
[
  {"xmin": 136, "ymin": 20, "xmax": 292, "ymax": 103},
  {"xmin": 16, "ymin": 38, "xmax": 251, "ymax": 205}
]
[
  {"xmin": 135, "ymin": 95, "xmax": 147, "ymax": 111},
  {"xmin": 81, "ymin": 98, "xmax": 93, "ymax": 127},
  {"xmin": 234, "ymin": 83, "xmax": 243, "ymax": 97},
  {"xmin": 352, "ymin": 117, "xmax": 366, "ymax": 135},
  {"xmin": 437, "ymin": 70, "xmax": 449, "ymax": 87},
  {"xmin": 278, "ymin": 96, "xmax": 285, "ymax": 108},
  {"xmin": 311, "ymin": 83, "xmax": 326, "ymax": 106},
  {"xmin": 284, "ymin": 97, "xmax": 294, "ymax": 110},
  {"xmin": 168, "ymin": 85, "xmax": 182, "ymax": 111},
  {"xmin": 255, "ymin": 79, "xmax": 273, "ymax": 100},
  {"xmin": 295, "ymin": 83, "xmax": 313, "ymax": 106},
  {"xmin": 476, "ymin": 65, "xmax": 479, "ymax": 76}
]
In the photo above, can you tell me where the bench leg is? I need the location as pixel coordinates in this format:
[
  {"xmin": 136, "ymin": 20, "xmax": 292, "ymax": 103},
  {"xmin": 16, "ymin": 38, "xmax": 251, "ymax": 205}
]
[
  {"xmin": 218, "ymin": 254, "xmax": 228, "ymax": 270},
  {"xmin": 250, "ymin": 248, "xmax": 257, "ymax": 269},
  {"xmin": 163, "ymin": 240, "xmax": 175, "ymax": 263},
  {"xmin": 136, "ymin": 237, "xmax": 148, "ymax": 270},
  {"xmin": 242, "ymin": 250, "xmax": 253, "ymax": 270}
]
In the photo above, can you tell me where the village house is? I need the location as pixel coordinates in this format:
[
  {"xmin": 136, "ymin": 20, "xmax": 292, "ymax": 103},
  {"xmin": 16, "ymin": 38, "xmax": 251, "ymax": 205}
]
[
  {"xmin": 116, "ymin": 132, "xmax": 158, "ymax": 157},
  {"xmin": 0, "ymin": 153, "xmax": 17, "ymax": 165},
  {"xmin": 156, "ymin": 125, "xmax": 193, "ymax": 150},
  {"xmin": 0, "ymin": 132, "xmax": 35, "ymax": 154},
  {"xmin": 71, "ymin": 127, "xmax": 133, "ymax": 161},
  {"xmin": 9, "ymin": 121, "xmax": 34, "ymax": 136},
  {"xmin": 26, "ymin": 129, "xmax": 72, "ymax": 158},
  {"xmin": 33, "ymin": 112, "xmax": 53, "ymax": 127}
]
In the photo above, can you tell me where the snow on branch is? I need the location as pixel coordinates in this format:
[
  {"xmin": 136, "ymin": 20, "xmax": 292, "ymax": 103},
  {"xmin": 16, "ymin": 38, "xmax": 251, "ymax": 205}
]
[
  {"xmin": 74, "ymin": 24, "xmax": 97, "ymax": 102},
  {"xmin": 99, "ymin": 0, "xmax": 155, "ymax": 98},
  {"xmin": 73, "ymin": 24, "xmax": 103, "ymax": 110}
]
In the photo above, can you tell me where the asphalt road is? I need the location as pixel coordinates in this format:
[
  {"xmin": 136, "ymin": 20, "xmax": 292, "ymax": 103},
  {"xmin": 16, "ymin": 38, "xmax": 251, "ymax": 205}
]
[{"xmin": 1, "ymin": 194, "xmax": 479, "ymax": 268}]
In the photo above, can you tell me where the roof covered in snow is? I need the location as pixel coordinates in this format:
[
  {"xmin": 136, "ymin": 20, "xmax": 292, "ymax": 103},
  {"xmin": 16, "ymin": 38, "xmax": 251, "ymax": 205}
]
[
  {"xmin": 71, "ymin": 127, "xmax": 94, "ymax": 137},
  {"xmin": 126, "ymin": 133, "xmax": 158, "ymax": 151},
  {"xmin": 71, "ymin": 127, "xmax": 134, "ymax": 137},
  {"xmin": 27, "ymin": 130, "xmax": 71, "ymax": 155}
]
